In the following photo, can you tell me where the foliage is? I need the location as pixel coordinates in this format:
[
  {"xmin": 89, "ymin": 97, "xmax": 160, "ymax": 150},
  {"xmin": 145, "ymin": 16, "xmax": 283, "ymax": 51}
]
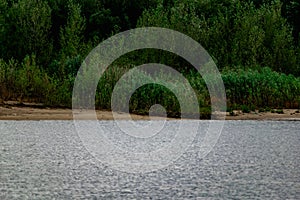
[
  {"xmin": 0, "ymin": 55, "xmax": 50, "ymax": 102},
  {"xmin": 59, "ymin": 0, "xmax": 86, "ymax": 59},
  {"xmin": 3, "ymin": 0, "xmax": 52, "ymax": 65},
  {"xmin": 222, "ymin": 67, "xmax": 300, "ymax": 109},
  {"xmin": 0, "ymin": 0, "xmax": 299, "ymax": 117},
  {"xmin": 137, "ymin": 0, "xmax": 299, "ymax": 75}
]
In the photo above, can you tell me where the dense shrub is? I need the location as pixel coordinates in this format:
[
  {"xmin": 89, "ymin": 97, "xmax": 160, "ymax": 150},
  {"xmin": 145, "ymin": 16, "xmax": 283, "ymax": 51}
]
[
  {"xmin": 222, "ymin": 67, "xmax": 300, "ymax": 109},
  {"xmin": 0, "ymin": 55, "xmax": 50, "ymax": 102}
]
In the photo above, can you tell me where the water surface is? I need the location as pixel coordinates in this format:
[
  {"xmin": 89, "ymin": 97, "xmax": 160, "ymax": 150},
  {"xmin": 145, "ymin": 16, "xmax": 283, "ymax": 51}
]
[{"xmin": 1, "ymin": 121, "xmax": 299, "ymax": 199}]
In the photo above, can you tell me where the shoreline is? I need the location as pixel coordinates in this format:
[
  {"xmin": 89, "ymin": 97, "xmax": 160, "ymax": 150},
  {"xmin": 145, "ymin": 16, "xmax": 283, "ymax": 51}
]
[{"xmin": 0, "ymin": 101, "xmax": 299, "ymax": 121}]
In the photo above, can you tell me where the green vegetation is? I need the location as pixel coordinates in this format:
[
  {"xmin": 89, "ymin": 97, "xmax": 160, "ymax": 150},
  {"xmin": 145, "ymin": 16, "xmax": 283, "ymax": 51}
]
[
  {"xmin": 0, "ymin": 0, "xmax": 299, "ymax": 118},
  {"xmin": 222, "ymin": 67, "xmax": 300, "ymax": 109}
]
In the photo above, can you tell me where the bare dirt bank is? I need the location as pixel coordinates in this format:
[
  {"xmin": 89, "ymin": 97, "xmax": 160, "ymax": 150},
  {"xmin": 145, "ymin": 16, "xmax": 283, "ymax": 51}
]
[
  {"xmin": 0, "ymin": 101, "xmax": 299, "ymax": 121},
  {"xmin": 224, "ymin": 109, "xmax": 300, "ymax": 121},
  {"xmin": 0, "ymin": 101, "xmax": 166, "ymax": 120}
]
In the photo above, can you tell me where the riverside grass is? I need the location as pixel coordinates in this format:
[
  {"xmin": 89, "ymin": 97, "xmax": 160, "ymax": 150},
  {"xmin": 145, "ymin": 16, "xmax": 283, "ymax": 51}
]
[{"xmin": 0, "ymin": 56, "xmax": 299, "ymax": 118}]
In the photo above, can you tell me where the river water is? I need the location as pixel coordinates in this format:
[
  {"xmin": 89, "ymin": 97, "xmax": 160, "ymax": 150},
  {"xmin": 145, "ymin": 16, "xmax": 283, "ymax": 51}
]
[{"xmin": 1, "ymin": 120, "xmax": 299, "ymax": 199}]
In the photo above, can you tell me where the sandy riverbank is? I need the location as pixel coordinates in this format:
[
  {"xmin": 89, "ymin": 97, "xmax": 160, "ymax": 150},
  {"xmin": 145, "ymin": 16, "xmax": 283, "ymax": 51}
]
[{"xmin": 0, "ymin": 101, "xmax": 299, "ymax": 120}]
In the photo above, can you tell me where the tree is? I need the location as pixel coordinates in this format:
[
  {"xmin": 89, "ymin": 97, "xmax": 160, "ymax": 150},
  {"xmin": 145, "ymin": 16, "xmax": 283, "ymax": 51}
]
[
  {"xmin": 6, "ymin": 0, "xmax": 52, "ymax": 65},
  {"xmin": 0, "ymin": 0, "xmax": 8, "ymax": 58},
  {"xmin": 59, "ymin": 0, "xmax": 86, "ymax": 58},
  {"xmin": 282, "ymin": 0, "xmax": 300, "ymax": 42}
]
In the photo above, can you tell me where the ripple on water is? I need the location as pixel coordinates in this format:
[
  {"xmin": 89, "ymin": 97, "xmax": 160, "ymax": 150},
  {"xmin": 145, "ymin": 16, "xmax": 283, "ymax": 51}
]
[{"xmin": 0, "ymin": 120, "xmax": 299, "ymax": 199}]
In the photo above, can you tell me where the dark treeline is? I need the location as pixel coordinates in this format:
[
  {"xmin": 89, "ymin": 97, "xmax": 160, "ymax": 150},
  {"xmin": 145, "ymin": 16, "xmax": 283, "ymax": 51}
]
[
  {"xmin": 0, "ymin": 0, "xmax": 299, "ymax": 74},
  {"xmin": 0, "ymin": 0, "xmax": 159, "ymax": 69},
  {"xmin": 0, "ymin": 0, "xmax": 299, "ymax": 114}
]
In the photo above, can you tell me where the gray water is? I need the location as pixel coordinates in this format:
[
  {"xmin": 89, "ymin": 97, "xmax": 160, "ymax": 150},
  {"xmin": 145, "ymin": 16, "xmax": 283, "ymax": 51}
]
[{"xmin": 1, "ymin": 120, "xmax": 299, "ymax": 199}]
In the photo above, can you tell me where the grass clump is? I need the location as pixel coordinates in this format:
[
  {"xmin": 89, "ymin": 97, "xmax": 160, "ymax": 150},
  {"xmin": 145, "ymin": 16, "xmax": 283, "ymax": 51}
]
[{"xmin": 241, "ymin": 105, "xmax": 251, "ymax": 113}]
